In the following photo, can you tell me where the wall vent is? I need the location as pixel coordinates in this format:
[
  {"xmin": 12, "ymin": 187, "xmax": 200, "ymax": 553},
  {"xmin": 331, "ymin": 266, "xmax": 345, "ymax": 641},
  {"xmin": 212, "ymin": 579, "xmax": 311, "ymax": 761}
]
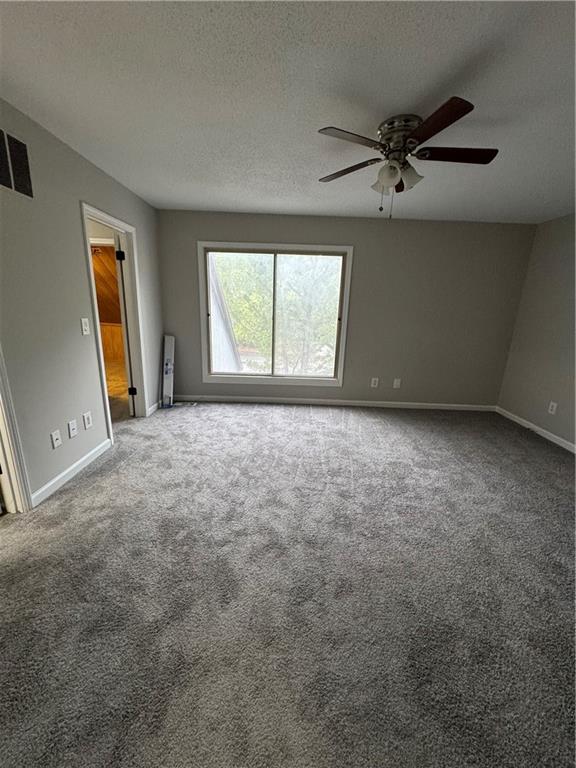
[{"xmin": 0, "ymin": 130, "xmax": 33, "ymax": 198}]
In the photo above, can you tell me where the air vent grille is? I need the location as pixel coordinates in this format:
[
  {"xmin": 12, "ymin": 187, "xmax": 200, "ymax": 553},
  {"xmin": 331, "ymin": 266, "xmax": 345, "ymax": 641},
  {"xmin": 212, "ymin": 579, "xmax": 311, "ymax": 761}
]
[{"xmin": 0, "ymin": 130, "xmax": 33, "ymax": 198}]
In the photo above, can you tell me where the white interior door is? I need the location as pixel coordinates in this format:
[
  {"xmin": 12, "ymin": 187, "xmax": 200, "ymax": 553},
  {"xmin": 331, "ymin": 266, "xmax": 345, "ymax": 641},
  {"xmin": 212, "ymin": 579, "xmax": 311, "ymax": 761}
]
[{"xmin": 114, "ymin": 232, "xmax": 136, "ymax": 417}]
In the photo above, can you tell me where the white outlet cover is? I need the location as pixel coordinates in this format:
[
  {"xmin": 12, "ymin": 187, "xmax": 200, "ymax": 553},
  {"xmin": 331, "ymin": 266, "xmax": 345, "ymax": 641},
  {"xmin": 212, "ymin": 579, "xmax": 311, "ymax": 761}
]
[
  {"xmin": 81, "ymin": 317, "xmax": 90, "ymax": 335},
  {"xmin": 82, "ymin": 411, "xmax": 93, "ymax": 429},
  {"xmin": 370, "ymin": 377, "xmax": 379, "ymax": 388},
  {"xmin": 548, "ymin": 401, "xmax": 558, "ymax": 415},
  {"xmin": 50, "ymin": 429, "xmax": 62, "ymax": 449},
  {"xmin": 68, "ymin": 419, "xmax": 78, "ymax": 438},
  {"xmin": 393, "ymin": 378, "xmax": 402, "ymax": 389}
]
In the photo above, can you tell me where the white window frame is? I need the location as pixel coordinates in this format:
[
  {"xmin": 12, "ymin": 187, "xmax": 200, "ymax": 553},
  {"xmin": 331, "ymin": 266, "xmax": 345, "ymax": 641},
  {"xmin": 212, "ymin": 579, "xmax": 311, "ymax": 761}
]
[{"xmin": 197, "ymin": 241, "xmax": 353, "ymax": 387}]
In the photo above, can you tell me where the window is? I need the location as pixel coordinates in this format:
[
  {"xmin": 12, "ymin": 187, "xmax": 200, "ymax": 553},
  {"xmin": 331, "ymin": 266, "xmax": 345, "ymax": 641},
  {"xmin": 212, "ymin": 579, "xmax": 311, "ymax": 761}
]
[{"xmin": 198, "ymin": 242, "xmax": 353, "ymax": 386}]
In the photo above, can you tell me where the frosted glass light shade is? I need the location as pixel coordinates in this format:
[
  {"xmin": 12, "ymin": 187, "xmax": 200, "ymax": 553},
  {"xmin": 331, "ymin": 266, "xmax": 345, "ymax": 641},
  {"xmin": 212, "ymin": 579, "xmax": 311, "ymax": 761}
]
[
  {"xmin": 402, "ymin": 164, "xmax": 424, "ymax": 189},
  {"xmin": 371, "ymin": 181, "xmax": 391, "ymax": 195},
  {"xmin": 377, "ymin": 162, "xmax": 401, "ymax": 186},
  {"xmin": 371, "ymin": 161, "xmax": 401, "ymax": 194}
]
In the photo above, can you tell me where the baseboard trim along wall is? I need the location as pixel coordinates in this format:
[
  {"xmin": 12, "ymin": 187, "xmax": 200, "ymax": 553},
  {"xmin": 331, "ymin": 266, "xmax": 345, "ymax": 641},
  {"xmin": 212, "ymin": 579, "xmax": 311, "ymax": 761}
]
[
  {"xmin": 176, "ymin": 395, "xmax": 574, "ymax": 452},
  {"xmin": 495, "ymin": 406, "xmax": 575, "ymax": 453},
  {"xmin": 175, "ymin": 394, "xmax": 494, "ymax": 411},
  {"xmin": 31, "ymin": 439, "xmax": 112, "ymax": 507},
  {"xmin": 146, "ymin": 401, "xmax": 160, "ymax": 416}
]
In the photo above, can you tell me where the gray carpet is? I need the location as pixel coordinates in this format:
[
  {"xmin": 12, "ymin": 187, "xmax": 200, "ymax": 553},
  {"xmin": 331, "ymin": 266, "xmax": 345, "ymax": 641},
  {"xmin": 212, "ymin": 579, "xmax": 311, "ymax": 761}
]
[{"xmin": 0, "ymin": 404, "xmax": 573, "ymax": 767}]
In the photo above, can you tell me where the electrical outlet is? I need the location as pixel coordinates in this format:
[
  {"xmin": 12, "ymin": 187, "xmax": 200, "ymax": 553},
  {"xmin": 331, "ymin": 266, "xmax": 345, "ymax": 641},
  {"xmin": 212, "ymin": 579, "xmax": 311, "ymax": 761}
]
[
  {"xmin": 82, "ymin": 411, "xmax": 93, "ymax": 429},
  {"xmin": 81, "ymin": 317, "xmax": 90, "ymax": 336},
  {"xmin": 393, "ymin": 378, "xmax": 402, "ymax": 389},
  {"xmin": 370, "ymin": 377, "xmax": 379, "ymax": 388},
  {"xmin": 68, "ymin": 419, "xmax": 78, "ymax": 438},
  {"xmin": 548, "ymin": 401, "xmax": 557, "ymax": 415},
  {"xmin": 50, "ymin": 430, "xmax": 62, "ymax": 449}
]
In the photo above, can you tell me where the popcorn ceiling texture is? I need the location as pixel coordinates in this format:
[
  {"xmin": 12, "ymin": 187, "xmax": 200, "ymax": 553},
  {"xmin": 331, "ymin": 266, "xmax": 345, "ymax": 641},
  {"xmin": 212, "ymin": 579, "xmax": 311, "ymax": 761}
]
[
  {"xmin": 0, "ymin": 404, "xmax": 573, "ymax": 767},
  {"xmin": 1, "ymin": 2, "xmax": 573, "ymax": 222}
]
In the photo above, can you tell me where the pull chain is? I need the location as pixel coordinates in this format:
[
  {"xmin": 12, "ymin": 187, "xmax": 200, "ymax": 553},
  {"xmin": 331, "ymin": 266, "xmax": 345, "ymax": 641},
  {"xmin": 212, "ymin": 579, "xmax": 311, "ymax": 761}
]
[{"xmin": 378, "ymin": 186, "xmax": 396, "ymax": 218}]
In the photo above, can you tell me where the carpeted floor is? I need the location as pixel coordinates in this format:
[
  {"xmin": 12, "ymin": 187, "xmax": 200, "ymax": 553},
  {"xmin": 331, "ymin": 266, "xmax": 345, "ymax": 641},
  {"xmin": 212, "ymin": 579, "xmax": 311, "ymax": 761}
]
[{"xmin": 0, "ymin": 404, "xmax": 573, "ymax": 767}]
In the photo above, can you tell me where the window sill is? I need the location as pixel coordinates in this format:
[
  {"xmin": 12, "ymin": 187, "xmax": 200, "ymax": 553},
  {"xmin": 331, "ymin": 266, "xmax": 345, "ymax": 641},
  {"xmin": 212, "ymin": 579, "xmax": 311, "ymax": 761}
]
[{"xmin": 203, "ymin": 374, "xmax": 342, "ymax": 387}]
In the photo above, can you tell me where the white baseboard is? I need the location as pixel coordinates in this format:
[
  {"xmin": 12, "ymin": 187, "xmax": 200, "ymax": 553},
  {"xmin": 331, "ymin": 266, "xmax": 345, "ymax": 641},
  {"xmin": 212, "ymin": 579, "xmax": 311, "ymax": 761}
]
[
  {"xmin": 146, "ymin": 401, "xmax": 159, "ymax": 416},
  {"xmin": 495, "ymin": 407, "xmax": 575, "ymax": 453},
  {"xmin": 175, "ymin": 396, "xmax": 574, "ymax": 453},
  {"xmin": 175, "ymin": 394, "xmax": 494, "ymax": 411},
  {"xmin": 31, "ymin": 439, "xmax": 112, "ymax": 507}
]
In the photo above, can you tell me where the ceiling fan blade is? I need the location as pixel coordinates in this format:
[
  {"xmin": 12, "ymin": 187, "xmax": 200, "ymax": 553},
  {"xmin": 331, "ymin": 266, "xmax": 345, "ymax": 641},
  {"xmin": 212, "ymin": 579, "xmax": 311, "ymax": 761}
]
[
  {"xmin": 406, "ymin": 97, "xmax": 474, "ymax": 145},
  {"xmin": 319, "ymin": 126, "xmax": 384, "ymax": 150},
  {"xmin": 319, "ymin": 157, "xmax": 383, "ymax": 182},
  {"xmin": 395, "ymin": 179, "xmax": 405, "ymax": 193},
  {"xmin": 415, "ymin": 147, "xmax": 498, "ymax": 164}
]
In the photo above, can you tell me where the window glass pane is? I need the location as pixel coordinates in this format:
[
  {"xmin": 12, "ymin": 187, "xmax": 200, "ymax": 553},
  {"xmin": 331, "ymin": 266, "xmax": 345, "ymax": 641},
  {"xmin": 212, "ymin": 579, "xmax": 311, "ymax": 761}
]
[
  {"xmin": 274, "ymin": 254, "xmax": 342, "ymax": 377},
  {"xmin": 208, "ymin": 252, "xmax": 274, "ymax": 374}
]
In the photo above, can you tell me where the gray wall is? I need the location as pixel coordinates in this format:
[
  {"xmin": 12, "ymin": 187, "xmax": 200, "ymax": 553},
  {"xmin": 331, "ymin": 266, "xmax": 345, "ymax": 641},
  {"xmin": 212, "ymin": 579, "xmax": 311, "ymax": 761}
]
[
  {"xmin": 0, "ymin": 99, "xmax": 163, "ymax": 494},
  {"xmin": 499, "ymin": 214, "xmax": 575, "ymax": 443},
  {"xmin": 159, "ymin": 211, "xmax": 534, "ymax": 405}
]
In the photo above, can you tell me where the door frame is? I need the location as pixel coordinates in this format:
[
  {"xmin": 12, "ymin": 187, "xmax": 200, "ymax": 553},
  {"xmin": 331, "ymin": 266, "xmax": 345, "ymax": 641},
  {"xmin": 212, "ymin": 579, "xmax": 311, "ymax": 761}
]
[
  {"xmin": 0, "ymin": 342, "xmax": 32, "ymax": 513},
  {"xmin": 81, "ymin": 203, "xmax": 148, "ymax": 442}
]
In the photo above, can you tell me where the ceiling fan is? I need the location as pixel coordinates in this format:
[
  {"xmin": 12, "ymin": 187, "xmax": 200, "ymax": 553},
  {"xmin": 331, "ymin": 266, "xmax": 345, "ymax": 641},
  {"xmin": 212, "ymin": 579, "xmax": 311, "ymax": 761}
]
[{"xmin": 318, "ymin": 97, "xmax": 498, "ymax": 194}]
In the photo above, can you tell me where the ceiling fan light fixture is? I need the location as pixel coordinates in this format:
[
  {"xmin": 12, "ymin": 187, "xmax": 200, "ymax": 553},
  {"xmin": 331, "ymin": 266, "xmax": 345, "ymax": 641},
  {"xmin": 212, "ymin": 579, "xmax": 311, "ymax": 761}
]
[
  {"xmin": 401, "ymin": 162, "xmax": 424, "ymax": 190},
  {"xmin": 371, "ymin": 181, "xmax": 392, "ymax": 195},
  {"xmin": 379, "ymin": 160, "xmax": 402, "ymax": 185},
  {"xmin": 371, "ymin": 161, "xmax": 401, "ymax": 194}
]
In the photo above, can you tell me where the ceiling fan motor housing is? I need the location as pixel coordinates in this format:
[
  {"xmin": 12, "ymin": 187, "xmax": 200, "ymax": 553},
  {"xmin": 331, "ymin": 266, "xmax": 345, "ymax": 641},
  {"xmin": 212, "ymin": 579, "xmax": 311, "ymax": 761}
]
[{"xmin": 378, "ymin": 114, "xmax": 422, "ymax": 164}]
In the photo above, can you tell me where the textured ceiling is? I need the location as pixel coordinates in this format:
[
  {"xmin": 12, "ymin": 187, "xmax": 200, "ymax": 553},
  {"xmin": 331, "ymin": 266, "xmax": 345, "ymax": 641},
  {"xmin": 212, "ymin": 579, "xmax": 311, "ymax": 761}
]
[{"xmin": 1, "ymin": 2, "xmax": 574, "ymax": 222}]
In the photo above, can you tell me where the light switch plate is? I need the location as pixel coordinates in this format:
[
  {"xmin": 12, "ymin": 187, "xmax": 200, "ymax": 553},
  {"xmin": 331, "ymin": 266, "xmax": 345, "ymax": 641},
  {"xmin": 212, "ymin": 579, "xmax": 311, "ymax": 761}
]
[
  {"xmin": 82, "ymin": 411, "xmax": 93, "ymax": 429},
  {"xmin": 393, "ymin": 378, "xmax": 402, "ymax": 389},
  {"xmin": 81, "ymin": 317, "xmax": 90, "ymax": 335},
  {"xmin": 68, "ymin": 419, "xmax": 78, "ymax": 438}
]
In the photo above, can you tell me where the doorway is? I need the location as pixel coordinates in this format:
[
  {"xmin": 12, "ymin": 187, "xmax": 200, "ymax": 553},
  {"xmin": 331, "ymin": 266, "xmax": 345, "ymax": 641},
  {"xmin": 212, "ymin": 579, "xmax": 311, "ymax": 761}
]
[
  {"xmin": 82, "ymin": 204, "xmax": 148, "ymax": 439},
  {"xmin": 88, "ymin": 223, "xmax": 132, "ymax": 421}
]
